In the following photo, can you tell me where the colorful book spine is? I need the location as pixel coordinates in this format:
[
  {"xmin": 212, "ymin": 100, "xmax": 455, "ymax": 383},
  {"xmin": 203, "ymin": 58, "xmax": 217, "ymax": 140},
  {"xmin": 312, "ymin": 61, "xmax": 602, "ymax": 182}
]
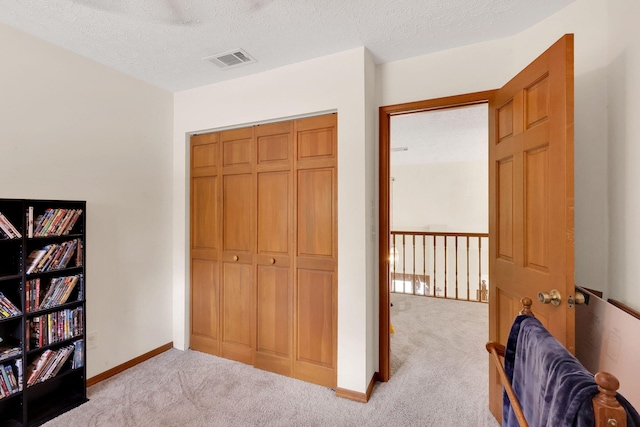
[{"xmin": 0, "ymin": 212, "xmax": 21, "ymax": 239}]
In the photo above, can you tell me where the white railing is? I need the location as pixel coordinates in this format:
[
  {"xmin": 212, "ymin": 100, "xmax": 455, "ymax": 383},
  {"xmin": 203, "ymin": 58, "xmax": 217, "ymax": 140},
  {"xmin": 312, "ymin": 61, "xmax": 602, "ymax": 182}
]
[{"xmin": 390, "ymin": 231, "xmax": 489, "ymax": 302}]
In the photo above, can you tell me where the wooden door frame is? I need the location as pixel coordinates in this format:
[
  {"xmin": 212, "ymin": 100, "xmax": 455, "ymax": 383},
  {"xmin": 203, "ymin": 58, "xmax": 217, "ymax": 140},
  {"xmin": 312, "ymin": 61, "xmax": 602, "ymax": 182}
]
[{"xmin": 378, "ymin": 90, "xmax": 496, "ymax": 381}]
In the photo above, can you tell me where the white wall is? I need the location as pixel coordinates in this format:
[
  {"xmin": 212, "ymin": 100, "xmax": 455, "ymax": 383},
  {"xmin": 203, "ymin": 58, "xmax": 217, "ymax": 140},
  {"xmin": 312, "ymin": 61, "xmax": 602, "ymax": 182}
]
[
  {"xmin": 607, "ymin": 0, "xmax": 640, "ymax": 310},
  {"xmin": 0, "ymin": 23, "xmax": 174, "ymax": 377},
  {"xmin": 377, "ymin": 0, "xmax": 614, "ymax": 303},
  {"xmin": 173, "ymin": 47, "xmax": 376, "ymax": 393},
  {"xmin": 364, "ymin": 50, "xmax": 379, "ymax": 388},
  {"xmin": 391, "ymin": 161, "xmax": 488, "ymax": 233}
]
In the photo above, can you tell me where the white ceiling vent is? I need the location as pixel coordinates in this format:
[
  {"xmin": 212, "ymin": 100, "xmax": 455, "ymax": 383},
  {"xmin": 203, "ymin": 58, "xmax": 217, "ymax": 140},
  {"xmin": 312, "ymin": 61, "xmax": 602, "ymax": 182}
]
[{"xmin": 204, "ymin": 49, "xmax": 256, "ymax": 69}]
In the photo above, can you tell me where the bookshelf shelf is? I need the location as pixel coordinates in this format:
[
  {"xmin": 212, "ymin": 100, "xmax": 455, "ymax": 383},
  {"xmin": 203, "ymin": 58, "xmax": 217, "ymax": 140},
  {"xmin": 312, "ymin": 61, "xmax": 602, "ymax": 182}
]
[
  {"xmin": 0, "ymin": 353, "xmax": 22, "ymax": 364},
  {"xmin": 0, "ymin": 198, "xmax": 86, "ymax": 426}
]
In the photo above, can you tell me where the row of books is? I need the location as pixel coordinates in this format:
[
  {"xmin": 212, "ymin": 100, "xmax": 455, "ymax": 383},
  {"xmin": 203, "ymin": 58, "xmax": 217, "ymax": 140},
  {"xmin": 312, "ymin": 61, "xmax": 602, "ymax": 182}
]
[
  {"xmin": 27, "ymin": 307, "xmax": 84, "ymax": 350},
  {"xmin": 0, "ymin": 292, "xmax": 21, "ymax": 319},
  {"xmin": 0, "ymin": 362, "xmax": 21, "ymax": 399},
  {"xmin": 26, "ymin": 274, "xmax": 84, "ymax": 312},
  {"xmin": 26, "ymin": 340, "xmax": 82, "ymax": 387},
  {"xmin": 0, "ymin": 212, "xmax": 21, "ymax": 239},
  {"xmin": 25, "ymin": 239, "xmax": 82, "ymax": 274},
  {"xmin": 30, "ymin": 208, "xmax": 82, "ymax": 238},
  {"xmin": 0, "ymin": 344, "xmax": 21, "ymax": 362}
]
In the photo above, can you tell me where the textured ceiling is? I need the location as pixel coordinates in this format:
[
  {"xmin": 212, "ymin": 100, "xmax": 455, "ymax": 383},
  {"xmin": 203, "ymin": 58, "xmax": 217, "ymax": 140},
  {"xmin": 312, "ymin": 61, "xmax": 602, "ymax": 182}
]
[
  {"xmin": 0, "ymin": 0, "xmax": 575, "ymax": 92},
  {"xmin": 391, "ymin": 104, "xmax": 488, "ymax": 166}
]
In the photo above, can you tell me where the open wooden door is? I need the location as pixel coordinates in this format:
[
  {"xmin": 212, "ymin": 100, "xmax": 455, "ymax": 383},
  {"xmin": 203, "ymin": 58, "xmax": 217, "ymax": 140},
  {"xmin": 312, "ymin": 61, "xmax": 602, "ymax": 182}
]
[{"xmin": 488, "ymin": 34, "xmax": 574, "ymax": 420}]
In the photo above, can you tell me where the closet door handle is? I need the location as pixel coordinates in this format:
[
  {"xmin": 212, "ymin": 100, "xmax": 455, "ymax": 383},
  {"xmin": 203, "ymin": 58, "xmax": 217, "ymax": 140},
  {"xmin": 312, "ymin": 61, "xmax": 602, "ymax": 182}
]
[
  {"xmin": 269, "ymin": 258, "xmax": 276, "ymax": 265},
  {"xmin": 232, "ymin": 255, "xmax": 239, "ymax": 262}
]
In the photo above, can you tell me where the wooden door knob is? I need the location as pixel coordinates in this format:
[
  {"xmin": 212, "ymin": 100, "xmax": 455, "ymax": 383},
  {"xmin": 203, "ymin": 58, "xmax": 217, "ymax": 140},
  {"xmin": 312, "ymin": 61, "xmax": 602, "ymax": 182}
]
[
  {"xmin": 270, "ymin": 258, "xmax": 276, "ymax": 265},
  {"xmin": 232, "ymin": 255, "xmax": 239, "ymax": 262}
]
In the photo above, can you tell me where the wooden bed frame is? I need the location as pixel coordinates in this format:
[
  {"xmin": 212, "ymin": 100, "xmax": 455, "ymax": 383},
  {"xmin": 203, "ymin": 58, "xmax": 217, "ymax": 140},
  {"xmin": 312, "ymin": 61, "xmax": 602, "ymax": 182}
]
[{"xmin": 486, "ymin": 297, "xmax": 627, "ymax": 427}]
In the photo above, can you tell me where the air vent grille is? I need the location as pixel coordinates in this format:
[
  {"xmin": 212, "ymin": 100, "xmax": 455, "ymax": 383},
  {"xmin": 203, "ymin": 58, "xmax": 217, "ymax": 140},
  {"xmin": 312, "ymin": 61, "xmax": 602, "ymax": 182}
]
[{"xmin": 204, "ymin": 49, "xmax": 256, "ymax": 69}]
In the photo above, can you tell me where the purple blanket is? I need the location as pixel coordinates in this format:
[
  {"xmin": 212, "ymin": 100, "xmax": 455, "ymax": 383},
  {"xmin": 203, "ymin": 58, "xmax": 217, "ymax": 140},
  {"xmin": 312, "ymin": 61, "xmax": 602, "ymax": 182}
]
[{"xmin": 503, "ymin": 315, "xmax": 640, "ymax": 427}]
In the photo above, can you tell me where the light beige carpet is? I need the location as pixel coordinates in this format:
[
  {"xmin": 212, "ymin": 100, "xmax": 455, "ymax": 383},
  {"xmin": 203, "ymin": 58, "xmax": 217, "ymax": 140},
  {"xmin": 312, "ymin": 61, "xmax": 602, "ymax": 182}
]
[{"xmin": 44, "ymin": 294, "xmax": 499, "ymax": 426}]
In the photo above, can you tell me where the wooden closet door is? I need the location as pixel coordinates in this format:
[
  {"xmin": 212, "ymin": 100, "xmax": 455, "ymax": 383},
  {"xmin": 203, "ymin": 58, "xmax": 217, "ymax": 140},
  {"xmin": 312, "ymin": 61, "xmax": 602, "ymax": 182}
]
[
  {"xmin": 254, "ymin": 121, "xmax": 294, "ymax": 376},
  {"xmin": 220, "ymin": 127, "xmax": 256, "ymax": 365},
  {"xmin": 293, "ymin": 114, "xmax": 337, "ymax": 388},
  {"xmin": 190, "ymin": 133, "xmax": 221, "ymax": 355}
]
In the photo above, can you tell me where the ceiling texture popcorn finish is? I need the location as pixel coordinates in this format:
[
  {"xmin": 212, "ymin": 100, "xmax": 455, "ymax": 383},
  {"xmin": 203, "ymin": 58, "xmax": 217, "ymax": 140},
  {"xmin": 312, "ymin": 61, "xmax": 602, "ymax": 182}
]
[{"xmin": 0, "ymin": 0, "xmax": 575, "ymax": 92}]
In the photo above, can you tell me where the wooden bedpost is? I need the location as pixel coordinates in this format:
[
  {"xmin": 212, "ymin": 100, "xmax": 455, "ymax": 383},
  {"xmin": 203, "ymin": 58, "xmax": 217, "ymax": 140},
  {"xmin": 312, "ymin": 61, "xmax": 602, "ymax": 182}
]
[
  {"xmin": 519, "ymin": 297, "xmax": 533, "ymax": 316},
  {"xmin": 593, "ymin": 372, "xmax": 627, "ymax": 427}
]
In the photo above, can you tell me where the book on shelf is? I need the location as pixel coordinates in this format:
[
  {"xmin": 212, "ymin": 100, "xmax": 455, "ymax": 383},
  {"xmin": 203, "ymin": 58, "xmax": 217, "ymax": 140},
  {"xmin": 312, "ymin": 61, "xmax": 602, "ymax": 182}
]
[
  {"xmin": 0, "ymin": 344, "xmax": 21, "ymax": 362},
  {"xmin": 0, "ymin": 212, "xmax": 21, "ymax": 239},
  {"xmin": 27, "ymin": 307, "xmax": 83, "ymax": 350},
  {"xmin": 15, "ymin": 359, "xmax": 22, "ymax": 392},
  {"xmin": 26, "ymin": 206, "xmax": 34, "ymax": 238},
  {"xmin": 0, "ymin": 367, "xmax": 9, "ymax": 398},
  {"xmin": 72, "ymin": 340, "xmax": 84, "ymax": 369},
  {"xmin": 26, "ymin": 349, "xmax": 51, "ymax": 386},
  {"xmin": 38, "ymin": 274, "xmax": 81, "ymax": 310},
  {"xmin": 0, "ymin": 363, "xmax": 19, "ymax": 398},
  {"xmin": 26, "ymin": 345, "xmax": 74, "ymax": 386},
  {"xmin": 25, "ymin": 249, "xmax": 46, "ymax": 275},
  {"xmin": 32, "ymin": 208, "xmax": 82, "ymax": 237},
  {"xmin": 0, "ymin": 293, "xmax": 21, "ymax": 319},
  {"xmin": 25, "ymin": 239, "xmax": 82, "ymax": 274},
  {"xmin": 4, "ymin": 365, "xmax": 17, "ymax": 391},
  {"xmin": 26, "ymin": 278, "xmax": 41, "ymax": 312}
]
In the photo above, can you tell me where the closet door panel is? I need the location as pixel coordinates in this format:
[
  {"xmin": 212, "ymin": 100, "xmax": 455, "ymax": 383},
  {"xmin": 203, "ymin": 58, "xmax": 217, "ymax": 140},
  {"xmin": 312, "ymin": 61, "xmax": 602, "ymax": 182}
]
[
  {"xmin": 192, "ymin": 133, "xmax": 219, "ymax": 177},
  {"xmin": 220, "ymin": 126, "xmax": 256, "ymax": 365},
  {"xmin": 297, "ymin": 169, "xmax": 334, "ymax": 258},
  {"xmin": 190, "ymin": 133, "xmax": 221, "ymax": 355},
  {"xmin": 293, "ymin": 114, "xmax": 337, "ymax": 388},
  {"xmin": 256, "ymin": 120, "xmax": 293, "ymax": 167},
  {"xmin": 223, "ymin": 174, "xmax": 253, "ymax": 252},
  {"xmin": 257, "ymin": 171, "xmax": 289, "ymax": 254},
  {"xmin": 191, "ymin": 176, "xmax": 218, "ymax": 259},
  {"xmin": 296, "ymin": 114, "xmax": 337, "ymax": 162},
  {"xmin": 294, "ymin": 268, "xmax": 336, "ymax": 388},
  {"xmin": 258, "ymin": 134, "xmax": 289, "ymax": 164},
  {"xmin": 221, "ymin": 261, "xmax": 254, "ymax": 364},
  {"xmin": 296, "ymin": 269, "xmax": 334, "ymax": 365},
  {"xmin": 222, "ymin": 128, "xmax": 252, "ymax": 168},
  {"xmin": 255, "ymin": 121, "xmax": 294, "ymax": 376},
  {"xmin": 255, "ymin": 264, "xmax": 292, "ymax": 376},
  {"xmin": 191, "ymin": 259, "xmax": 219, "ymax": 354}
]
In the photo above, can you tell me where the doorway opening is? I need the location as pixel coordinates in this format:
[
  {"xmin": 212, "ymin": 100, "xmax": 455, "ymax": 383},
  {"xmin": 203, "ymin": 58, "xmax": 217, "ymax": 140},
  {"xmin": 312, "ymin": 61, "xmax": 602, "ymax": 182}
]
[{"xmin": 378, "ymin": 90, "xmax": 496, "ymax": 381}]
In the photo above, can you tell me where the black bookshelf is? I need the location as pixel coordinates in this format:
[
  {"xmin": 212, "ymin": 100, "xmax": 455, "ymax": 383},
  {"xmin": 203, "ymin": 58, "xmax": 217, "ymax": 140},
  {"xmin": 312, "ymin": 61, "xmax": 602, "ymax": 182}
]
[{"xmin": 0, "ymin": 199, "xmax": 87, "ymax": 427}]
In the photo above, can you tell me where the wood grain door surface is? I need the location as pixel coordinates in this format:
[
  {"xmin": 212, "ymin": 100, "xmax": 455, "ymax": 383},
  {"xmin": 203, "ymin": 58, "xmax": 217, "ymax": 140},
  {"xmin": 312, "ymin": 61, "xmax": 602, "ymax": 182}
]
[
  {"xmin": 220, "ymin": 126, "xmax": 256, "ymax": 365},
  {"xmin": 190, "ymin": 113, "xmax": 337, "ymax": 389},
  {"xmin": 293, "ymin": 114, "xmax": 338, "ymax": 388},
  {"xmin": 255, "ymin": 121, "xmax": 294, "ymax": 377},
  {"xmin": 488, "ymin": 34, "xmax": 574, "ymax": 420},
  {"xmin": 190, "ymin": 132, "xmax": 221, "ymax": 355}
]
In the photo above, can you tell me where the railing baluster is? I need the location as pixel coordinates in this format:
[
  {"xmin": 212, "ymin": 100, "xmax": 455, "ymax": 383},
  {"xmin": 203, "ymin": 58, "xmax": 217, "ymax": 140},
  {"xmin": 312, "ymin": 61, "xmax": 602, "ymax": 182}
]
[
  {"xmin": 444, "ymin": 236, "xmax": 448, "ymax": 298},
  {"xmin": 478, "ymin": 236, "xmax": 482, "ymax": 301},
  {"xmin": 390, "ymin": 234, "xmax": 398, "ymax": 292},
  {"xmin": 402, "ymin": 234, "xmax": 406, "ymax": 294},
  {"xmin": 422, "ymin": 235, "xmax": 426, "ymax": 297},
  {"xmin": 433, "ymin": 235, "xmax": 437, "ymax": 297},
  {"xmin": 455, "ymin": 236, "xmax": 459, "ymax": 300},
  {"xmin": 412, "ymin": 235, "xmax": 416, "ymax": 295},
  {"xmin": 466, "ymin": 236, "xmax": 470, "ymax": 301}
]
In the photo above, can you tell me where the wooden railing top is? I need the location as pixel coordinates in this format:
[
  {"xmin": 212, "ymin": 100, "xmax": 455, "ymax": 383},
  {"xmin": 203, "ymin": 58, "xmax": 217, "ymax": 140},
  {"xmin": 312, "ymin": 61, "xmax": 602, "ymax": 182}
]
[{"xmin": 390, "ymin": 230, "xmax": 488, "ymax": 238}]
